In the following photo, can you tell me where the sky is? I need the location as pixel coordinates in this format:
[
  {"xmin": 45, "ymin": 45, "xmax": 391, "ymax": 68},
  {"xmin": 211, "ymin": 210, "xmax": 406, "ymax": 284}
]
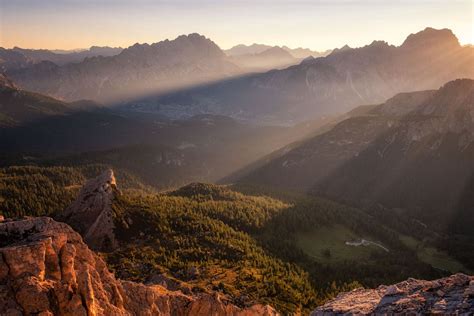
[{"xmin": 0, "ymin": 0, "xmax": 472, "ymax": 51}]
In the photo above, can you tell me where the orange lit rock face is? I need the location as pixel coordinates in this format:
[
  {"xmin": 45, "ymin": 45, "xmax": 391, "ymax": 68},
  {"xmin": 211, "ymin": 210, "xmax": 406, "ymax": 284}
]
[
  {"xmin": 0, "ymin": 217, "xmax": 278, "ymax": 316},
  {"xmin": 311, "ymin": 273, "xmax": 474, "ymax": 315}
]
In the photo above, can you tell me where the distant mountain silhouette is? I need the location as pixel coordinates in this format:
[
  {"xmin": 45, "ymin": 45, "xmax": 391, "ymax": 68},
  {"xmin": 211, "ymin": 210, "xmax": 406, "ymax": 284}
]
[
  {"xmin": 225, "ymin": 43, "xmax": 331, "ymax": 58},
  {"xmin": 6, "ymin": 34, "xmax": 240, "ymax": 103},
  {"xmin": 0, "ymin": 46, "xmax": 122, "ymax": 70},
  {"xmin": 229, "ymin": 46, "xmax": 298, "ymax": 71},
  {"xmin": 225, "ymin": 43, "xmax": 273, "ymax": 56},
  {"xmin": 129, "ymin": 27, "xmax": 473, "ymax": 125}
]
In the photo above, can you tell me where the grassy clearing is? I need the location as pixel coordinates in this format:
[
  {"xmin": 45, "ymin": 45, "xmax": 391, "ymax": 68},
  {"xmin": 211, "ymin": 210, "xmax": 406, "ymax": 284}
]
[
  {"xmin": 296, "ymin": 225, "xmax": 387, "ymax": 264},
  {"xmin": 399, "ymin": 235, "xmax": 470, "ymax": 273}
]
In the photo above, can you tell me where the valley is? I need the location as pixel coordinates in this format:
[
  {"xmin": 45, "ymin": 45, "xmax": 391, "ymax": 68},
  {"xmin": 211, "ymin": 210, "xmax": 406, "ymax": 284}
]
[{"xmin": 0, "ymin": 4, "xmax": 473, "ymax": 313}]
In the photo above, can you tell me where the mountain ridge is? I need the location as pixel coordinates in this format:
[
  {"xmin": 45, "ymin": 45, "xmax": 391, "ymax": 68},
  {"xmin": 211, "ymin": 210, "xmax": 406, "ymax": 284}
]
[
  {"xmin": 225, "ymin": 43, "xmax": 332, "ymax": 59},
  {"xmin": 234, "ymin": 78, "xmax": 474, "ymax": 236},
  {"xmin": 127, "ymin": 27, "xmax": 473, "ymax": 125},
  {"xmin": 7, "ymin": 33, "xmax": 240, "ymax": 103}
]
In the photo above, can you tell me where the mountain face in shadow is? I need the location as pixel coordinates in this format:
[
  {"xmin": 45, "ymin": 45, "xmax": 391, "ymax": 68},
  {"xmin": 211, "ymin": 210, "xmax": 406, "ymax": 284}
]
[
  {"xmin": 316, "ymin": 79, "xmax": 474, "ymax": 231},
  {"xmin": 236, "ymin": 79, "xmax": 474, "ymax": 232},
  {"xmin": 0, "ymin": 74, "xmax": 73, "ymax": 126},
  {"xmin": 235, "ymin": 88, "xmax": 436, "ymax": 190},
  {"xmin": 6, "ymin": 34, "xmax": 240, "ymax": 103},
  {"xmin": 0, "ymin": 80, "xmax": 326, "ymax": 188},
  {"xmin": 127, "ymin": 28, "xmax": 473, "ymax": 125}
]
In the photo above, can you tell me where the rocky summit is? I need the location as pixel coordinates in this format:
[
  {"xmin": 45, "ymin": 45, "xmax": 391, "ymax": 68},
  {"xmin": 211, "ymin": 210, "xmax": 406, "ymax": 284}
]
[
  {"xmin": 311, "ymin": 274, "xmax": 474, "ymax": 315},
  {"xmin": 58, "ymin": 169, "xmax": 118, "ymax": 251},
  {"xmin": 0, "ymin": 216, "xmax": 278, "ymax": 316}
]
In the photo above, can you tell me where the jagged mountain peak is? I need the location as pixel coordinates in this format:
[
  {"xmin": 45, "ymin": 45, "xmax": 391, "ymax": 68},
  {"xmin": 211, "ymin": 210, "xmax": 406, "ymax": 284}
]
[
  {"xmin": 367, "ymin": 40, "xmax": 391, "ymax": 49},
  {"xmin": 300, "ymin": 55, "xmax": 316, "ymax": 64},
  {"xmin": 178, "ymin": 32, "xmax": 208, "ymax": 40},
  {"xmin": 401, "ymin": 27, "xmax": 460, "ymax": 50},
  {"xmin": 259, "ymin": 46, "xmax": 294, "ymax": 57},
  {"xmin": 340, "ymin": 44, "xmax": 351, "ymax": 50},
  {"xmin": 329, "ymin": 44, "xmax": 352, "ymax": 55},
  {"xmin": 120, "ymin": 33, "xmax": 225, "ymax": 60}
]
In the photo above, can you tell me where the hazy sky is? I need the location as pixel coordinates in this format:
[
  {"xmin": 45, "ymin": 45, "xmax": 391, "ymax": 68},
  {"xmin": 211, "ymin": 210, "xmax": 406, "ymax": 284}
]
[{"xmin": 0, "ymin": 0, "xmax": 472, "ymax": 51}]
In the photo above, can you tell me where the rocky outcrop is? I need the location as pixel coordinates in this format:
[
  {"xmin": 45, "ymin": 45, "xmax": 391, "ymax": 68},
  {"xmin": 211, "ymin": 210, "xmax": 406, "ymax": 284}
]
[
  {"xmin": 311, "ymin": 274, "xmax": 474, "ymax": 315},
  {"xmin": 0, "ymin": 217, "xmax": 278, "ymax": 315},
  {"xmin": 58, "ymin": 169, "xmax": 118, "ymax": 251}
]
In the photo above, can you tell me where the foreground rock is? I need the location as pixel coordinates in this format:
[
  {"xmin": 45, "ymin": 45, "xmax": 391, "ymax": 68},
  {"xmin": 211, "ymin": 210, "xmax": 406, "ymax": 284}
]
[
  {"xmin": 312, "ymin": 274, "xmax": 474, "ymax": 315},
  {"xmin": 0, "ymin": 217, "xmax": 278, "ymax": 315}
]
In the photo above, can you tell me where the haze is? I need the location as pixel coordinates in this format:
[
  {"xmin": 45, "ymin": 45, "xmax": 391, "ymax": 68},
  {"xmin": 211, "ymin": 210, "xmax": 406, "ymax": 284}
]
[{"xmin": 1, "ymin": 0, "xmax": 472, "ymax": 50}]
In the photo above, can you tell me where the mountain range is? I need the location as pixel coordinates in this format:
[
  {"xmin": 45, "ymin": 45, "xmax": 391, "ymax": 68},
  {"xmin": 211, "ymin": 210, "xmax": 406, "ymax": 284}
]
[
  {"xmin": 225, "ymin": 43, "xmax": 332, "ymax": 58},
  {"xmin": 0, "ymin": 46, "xmax": 122, "ymax": 71},
  {"xmin": 5, "ymin": 34, "xmax": 240, "ymax": 103},
  {"xmin": 126, "ymin": 28, "xmax": 473, "ymax": 125},
  {"xmin": 4, "ymin": 28, "xmax": 472, "ymax": 126},
  {"xmin": 1, "ymin": 40, "xmax": 325, "ymax": 104},
  {"xmin": 228, "ymin": 46, "xmax": 299, "ymax": 71},
  {"xmin": 1, "ymin": 25, "xmax": 474, "ymax": 315}
]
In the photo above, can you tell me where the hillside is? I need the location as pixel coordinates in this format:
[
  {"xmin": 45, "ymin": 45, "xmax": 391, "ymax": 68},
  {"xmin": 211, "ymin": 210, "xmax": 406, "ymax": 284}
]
[
  {"xmin": 128, "ymin": 28, "xmax": 474, "ymax": 125},
  {"xmin": 0, "ymin": 74, "xmax": 72, "ymax": 126},
  {"xmin": 236, "ymin": 79, "xmax": 474, "ymax": 230},
  {"xmin": 3, "ymin": 168, "xmax": 463, "ymax": 313},
  {"xmin": 54, "ymin": 170, "xmax": 316, "ymax": 314},
  {"xmin": 2, "ymin": 216, "xmax": 472, "ymax": 315},
  {"xmin": 235, "ymin": 89, "xmax": 436, "ymax": 191},
  {"xmin": 233, "ymin": 79, "xmax": 474, "ymax": 273},
  {"xmin": 0, "ymin": 83, "xmax": 330, "ymax": 188},
  {"xmin": 316, "ymin": 79, "xmax": 474, "ymax": 234},
  {"xmin": 0, "ymin": 165, "xmax": 151, "ymax": 219},
  {"xmin": 0, "ymin": 216, "xmax": 277, "ymax": 315}
]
